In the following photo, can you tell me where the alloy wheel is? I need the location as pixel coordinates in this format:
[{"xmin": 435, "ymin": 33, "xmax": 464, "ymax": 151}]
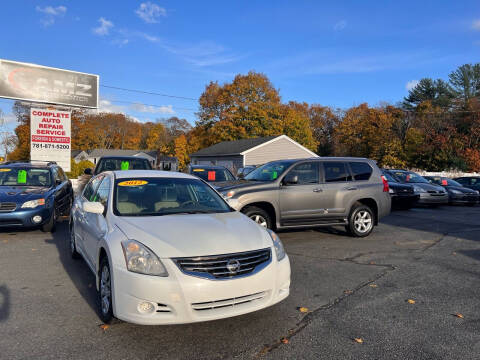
[
  {"xmin": 353, "ymin": 210, "xmax": 373, "ymax": 234},
  {"xmin": 249, "ymin": 214, "xmax": 268, "ymax": 228}
]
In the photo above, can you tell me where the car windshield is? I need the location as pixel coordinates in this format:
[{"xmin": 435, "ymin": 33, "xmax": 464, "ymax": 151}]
[
  {"xmin": 445, "ymin": 178, "xmax": 462, "ymax": 187},
  {"xmin": 383, "ymin": 172, "xmax": 399, "ymax": 183},
  {"xmin": 96, "ymin": 158, "xmax": 151, "ymax": 174},
  {"xmin": 0, "ymin": 168, "xmax": 52, "ymax": 187},
  {"xmin": 392, "ymin": 171, "xmax": 429, "ymax": 184},
  {"xmin": 114, "ymin": 177, "xmax": 232, "ymax": 216},
  {"xmin": 191, "ymin": 168, "xmax": 235, "ymax": 182},
  {"xmin": 245, "ymin": 160, "xmax": 294, "ymax": 181}
]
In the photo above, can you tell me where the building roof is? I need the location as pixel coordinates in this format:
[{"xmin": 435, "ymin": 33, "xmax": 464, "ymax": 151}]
[{"xmin": 190, "ymin": 136, "xmax": 278, "ymax": 157}]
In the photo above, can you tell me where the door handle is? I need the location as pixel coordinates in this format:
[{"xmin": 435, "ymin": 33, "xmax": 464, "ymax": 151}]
[
  {"xmin": 345, "ymin": 187, "xmax": 358, "ymax": 191},
  {"xmin": 313, "ymin": 188, "xmax": 323, "ymax": 193}
]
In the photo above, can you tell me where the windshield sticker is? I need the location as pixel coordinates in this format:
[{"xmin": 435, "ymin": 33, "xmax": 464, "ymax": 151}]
[
  {"xmin": 0, "ymin": 168, "xmax": 11, "ymax": 172},
  {"xmin": 118, "ymin": 180, "xmax": 148, "ymax": 187},
  {"xmin": 193, "ymin": 169, "xmax": 205, "ymax": 172},
  {"xmin": 121, "ymin": 161, "xmax": 130, "ymax": 171},
  {"xmin": 272, "ymin": 171, "xmax": 278, "ymax": 180},
  {"xmin": 441, "ymin": 179, "xmax": 448, "ymax": 186},
  {"xmin": 207, "ymin": 171, "xmax": 216, "ymax": 181},
  {"xmin": 17, "ymin": 170, "xmax": 27, "ymax": 184}
]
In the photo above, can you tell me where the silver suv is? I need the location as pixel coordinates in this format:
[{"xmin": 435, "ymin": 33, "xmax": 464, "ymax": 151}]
[{"xmin": 219, "ymin": 158, "xmax": 391, "ymax": 237}]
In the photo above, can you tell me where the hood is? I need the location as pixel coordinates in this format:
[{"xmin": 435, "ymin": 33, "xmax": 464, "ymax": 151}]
[
  {"xmin": 209, "ymin": 180, "xmax": 248, "ymax": 190},
  {"xmin": 114, "ymin": 211, "xmax": 272, "ymax": 258},
  {"xmin": 445, "ymin": 186, "xmax": 477, "ymax": 194},
  {"xmin": 0, "ymin": 186, "xmax": 50, "ymax": 203},
  {"xmin": 216, "ymin": 180, "xmax": 274, "ymax": 193},
  {"xmin": 410, "ymin": 182, "xmax": 446, "ymax": 192},
  {"xmin": 389, "ymin": 182, "xmax": 413, "ymax": 191}
]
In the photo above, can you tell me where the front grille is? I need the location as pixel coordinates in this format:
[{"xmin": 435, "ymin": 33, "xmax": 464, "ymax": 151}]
[
  {"xmin": 174, "ymin": 248, "xmax": 271, "ymax": 280},
  {"xmin": 192, "ymin": 291, "xmax": 268, "ymax": 311},
  {"xmin": 0, "ymin": 219, "xmax": 22, "ymax": 226},
  {"xmin": 0, "ymin": 202, "xmax": 16, "ymax": 212},
  {"xmin": 428, "ymin": 190, "xmax": 445, "ymax": 196},
  {"xmin": 399, "ymin": 188, "xmax": 413, "ymax": 194}
]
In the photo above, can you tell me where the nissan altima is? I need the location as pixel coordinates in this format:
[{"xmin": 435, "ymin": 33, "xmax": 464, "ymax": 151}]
[{"xmin": 70, "ymin": 170, "xmax": 290, "ymax": 325}]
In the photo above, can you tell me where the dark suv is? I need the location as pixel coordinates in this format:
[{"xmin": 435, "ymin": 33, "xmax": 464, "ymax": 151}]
[
  {"xmin": 85, "ymin": 156, "xmax": 153, "ymax": 176},
  {"xmin": 218, "ymin": 157, "xmax": 391, "ymax": 237},
  {"xmin": 0, "ymin": 161, "xmax": 73, "ymax": 232}
]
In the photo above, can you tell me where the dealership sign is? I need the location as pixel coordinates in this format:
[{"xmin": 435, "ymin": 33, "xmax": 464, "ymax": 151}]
[
  {"xmin": 30, "ymin": 108, "xmax": 71, "ymax": 172},
  {"xmin": 0, "ymin": 59, "xmax": 98, "ymax": 108}
]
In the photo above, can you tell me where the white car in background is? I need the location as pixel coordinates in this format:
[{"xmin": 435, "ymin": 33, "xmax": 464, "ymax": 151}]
[{"xmin": 70, "ymin": 170, "xmax": 290, "ymax": 325}]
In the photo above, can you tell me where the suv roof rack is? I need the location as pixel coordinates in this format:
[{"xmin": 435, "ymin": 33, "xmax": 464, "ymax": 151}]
[{"xmin": 2, "ymin": 160, "xmax": 57, "ymax": 166}]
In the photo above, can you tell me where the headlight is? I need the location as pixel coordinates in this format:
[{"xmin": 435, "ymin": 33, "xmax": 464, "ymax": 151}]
[
  {"xmin": 222, "ymin": 190, "xmax": 235, "ymax": 199},
  {"xmin": 450, "ymin": 189, "xmax": 462, "ymax": 194},
  {"xmin": 121, "ymin": 240, "xmax": 168, "ymax": 276},
  {"xmin": 388, "ymin": 188, "xmax": 395, "ymax": 194},
  {"xmin": 413, "ymin": 185, "xmax": 426, "ymax": 193},
  {"xmin": 21, "ymin": 198, "xmax": 45, "ymax": 208},
  {"xmin": 267, "ymin": 229, "xmax": 285, "ymax": 261}
]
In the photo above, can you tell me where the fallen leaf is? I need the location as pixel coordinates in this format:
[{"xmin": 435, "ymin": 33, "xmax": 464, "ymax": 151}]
[
  {"xmin": 344, "ymin": 290, "xmax": 353, "ymax": 295},
  {"xmin": 451, "ymin": 252, "xmax": 457, "ymax": 256},
  {"xmin": 2, "ymin": 240, "xmax": 7, "ymax": 243},
  {"xmin": 369, "ymin": 261, "xmax": 375, "ymax": 265},
  {"xmin": 454, "ymin": 313, "xmax": 464, "ymax": 319},
  {"xmin": 31, "ymin": 248, "xmax": 37, "ymax": 251},
  {"xmin": 353, "ymin": 338, "xmax": 363, "ymax": 344},
  {"xmin": 298, "ymin": 307, "xmax": 309, "ymax": 313},
  {"xmin": 407, "ymin": 299, "xmax": 416, "ymax": 304},
  {"xmin": 280, "ymin": 338, "xmax": 289, "ymax": 344},
  {"xmin": 369, "ymin": 284, "xmax": 378, "ymax": 288},
  {"xmin": 99, "ymin": 324, "xmax": 110, "ymax": 331}
]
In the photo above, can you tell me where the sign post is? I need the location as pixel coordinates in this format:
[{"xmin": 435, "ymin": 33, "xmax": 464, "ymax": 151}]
[{"xmin": 30, "ymin": 108, "xmax": 71, "ymax": 172}]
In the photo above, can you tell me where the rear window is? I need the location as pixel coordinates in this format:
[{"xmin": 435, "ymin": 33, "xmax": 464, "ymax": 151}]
[
  {"xmin": 96, "ymin": 158, "xmax": 152, "ymax": 174},
  {"xmin": 323, "ymin": 162, "xmax": 352, "ymax": 182},
  {"xmin": 191, "ymin": 168, "xmax": 235, "ymax": 182},
  {"xmin": 349, "ymin": 162, "xmax": 373, "ymax": 181}
]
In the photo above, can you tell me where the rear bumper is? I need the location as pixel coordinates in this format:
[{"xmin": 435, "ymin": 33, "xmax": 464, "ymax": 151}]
[
  {"xmin": 112, "ymin": 255, "xmax": 291, "ymax": 325},
  {"xmin": 449, "ymin": 194, "xmax": 479, "ymax": 205},
  {"xmin": 391, "ymin": 194, "xmax": 419, "ymax": 206},
  {"xmin": 0, "ymin": 207, "xmax": 52, "ymax": 228}
]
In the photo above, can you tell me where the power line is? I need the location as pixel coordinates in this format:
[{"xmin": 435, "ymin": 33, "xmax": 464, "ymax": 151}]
[
  {"xmin": 100, "ymin": 85, "xmax": 198, "ymax": 101},
  {"xmin": 108, "ymin": 100, "xmax": 197, "ymax": 112}
]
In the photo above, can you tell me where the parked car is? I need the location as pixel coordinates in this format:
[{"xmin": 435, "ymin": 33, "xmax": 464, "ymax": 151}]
[
  {"xmin": 384, "ymin": 170, "xmax": 448, "ymax": 206},
  {"xmin": 218, "ymin": 157, "xmax": 391, "ymax": 237},
  {"xmin": 424, "ymin": 176, "xmax": 479, "ymax": 206},
  {"xmin": 453, "ymin": 176, "xmax": 480, "ymax": 192},
  {"xmin": 0, "ymin": 161, "xmax": 73, "ymax": 232},
  {"xmin": 187, "ymin": 165, "xmax": 236, "ymax": 187},
  {"xmin": 84, "ymin": 156, "xmax": 153, "ymax": 176},
  {"xmin": 70, "ymin": 170, "xmax": 290, "ymax": 324},
  {"xmin": 237, "ymin": 165, "xmax": 257, "ymax": 179},
  {"xmin": 381, "ymin": 170, "xmax": 419, "ymax": 209}
]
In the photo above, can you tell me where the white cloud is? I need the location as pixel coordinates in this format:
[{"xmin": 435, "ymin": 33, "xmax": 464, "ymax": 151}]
[
  {"xmin": 35, "ymin": 5, "xmax": 67, "ymax": 26},
  {"xmin": 130, "ymin": 103, "xmax": 174, "ymax": 114},
  {"xmin": 98, "ymin": 99, "xmax": 125, "ymax": 113},
  {"xmin": 334, "ymin": 20, "xmax": 347, "ymax": 31},
  {"xmin": 93, "ymin": 17, "xmax": 114, "ymax": 36},
  {"xmin": 472, "ymin": 19, "xmax": 480, "ymax": 30},
  {"xmin": 135, "ymin": 2, "xmax": 167, "ymax": 23},
  {"xmin": 406, "ymin": 80, "xmax": 419, "ymax": 91}
]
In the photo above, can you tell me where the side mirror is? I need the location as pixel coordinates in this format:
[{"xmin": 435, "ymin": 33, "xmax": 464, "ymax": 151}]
[
  {"xmin": 84, "ymin": 168, "xmax": 92, "ymax": 175},
  {"xmin": 284, "ymin": 174, "xmax": 298, "ymax": 185},
  {"xmin": 55, "ymin": 179, "xmax": 62, "ymax": 186},
  {"xmin": 83, "ymin": 201, "xmax": 104, "ymax": 214}
]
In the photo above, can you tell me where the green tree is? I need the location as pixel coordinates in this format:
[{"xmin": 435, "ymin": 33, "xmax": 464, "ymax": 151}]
[
  {"xmin": 448, "ymin": 63, "xmax": 480, "ymax": 109},
  {"xmin": 403, "ymin": 78, "xmax": 454, "ymax": 109}
]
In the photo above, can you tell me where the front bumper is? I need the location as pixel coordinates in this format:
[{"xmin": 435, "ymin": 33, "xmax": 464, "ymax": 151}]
[
  {"xmin": 449, "ymin": 193, "xmax": 479, "ymax": 205},
  {"xmin": 417, "ymin": 193, "xmax": 449, "ymax": 204},
  {"xmin": 391, "ymin": 194, "xmax": 419, "ymax": 206},
  {"xmin": 0, "ymin": 207, "xmax": 52, "ymax": 228},
  {"xmin": 112, "ymin": 255, "xmax": 291, "ymax": 325}
]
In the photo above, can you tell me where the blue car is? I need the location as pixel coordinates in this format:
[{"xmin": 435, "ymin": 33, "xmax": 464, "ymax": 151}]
[{"xmin": 0, "ymin": 161, "xmax": 73, "ymax": 232}]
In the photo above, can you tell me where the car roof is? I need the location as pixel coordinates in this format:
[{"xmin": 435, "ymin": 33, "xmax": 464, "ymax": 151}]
[
  {"xmin": 104, "ymin": 170, "xmax": 197, "ymax": 180},
  {"xmin": 190, "ymin": 165, "xmax": 228, "ymax": 169},
  {"xmin": 0, "ymin": 162, "xmax": 54, "ymax": 169},
  {"xmin": 98, "ymin": 156, "xmax": 149, "ymax": 160}
]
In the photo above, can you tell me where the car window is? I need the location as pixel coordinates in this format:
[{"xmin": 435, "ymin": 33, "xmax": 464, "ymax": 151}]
[
  {"xmin": 0, "ymin": 167, "xmax": 52, "ymax": 187},
  {"xmin": 57, "ymin": 167, "xmax": 67, "ymax": 181},
  {"xmin": 83, "ymin": 176, "xmax": 103, "ymax": 201},
  {"xmin": 349, "ymin": 162, "xmax": 372, "ymax": 181},
  {"xmin": 323, "ymin": 162, "xmax": 352, "ymax": 182},
  {"xmin": 245, "ymin": 160, "xmax": 295, "ymax": 181},
  {"xmin": 287, "ymin": 162, "xmax": 319, "ymax": 184},
  {"xmin": 192, "ymin": 168, "xmax": 235, "ymax": 182},
  {"xmin": 382, "ymin": 172, "xmax": 398, "ymax": 183},
  {"xmin": 96, "ymin": 158, "xmax": 151, "ymax": 173},
  {"xmin": 92, "ymin": 177, "xmax": 110, "ymax": 206},
  {"xmin": 114, "ymin": 177, "xmax": 231, "ymax": 216}
]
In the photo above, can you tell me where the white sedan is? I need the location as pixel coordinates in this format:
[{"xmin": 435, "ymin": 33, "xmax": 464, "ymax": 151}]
[{"xmin": 70, "ymin": 170, "xmax": 290, "ymax": 325}]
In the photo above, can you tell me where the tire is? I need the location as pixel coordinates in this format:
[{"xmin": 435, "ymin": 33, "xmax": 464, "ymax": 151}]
[
  {"xmin": 98, "ymin": 256, "xmax": 114, "ymax": 324},
  {"xmin": 346, "ymin": 204, "xmax": 375, "ymax": 238},
  {"xmin": 241, "ymin": 206, "xmax": 273, "ymax": 229},
  {"xmin": 69, "ymin": 222, "xmax": 80, "ymax": 259},
  {"xmin": 41, "ymin": 210, "xmax": 56, "ymax": 233}
]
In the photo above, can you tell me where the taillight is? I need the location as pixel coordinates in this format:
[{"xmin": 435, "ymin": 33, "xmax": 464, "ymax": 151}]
[{"xmin": 381, "ymin": 175, "xmax": 389, "ymax": 192}]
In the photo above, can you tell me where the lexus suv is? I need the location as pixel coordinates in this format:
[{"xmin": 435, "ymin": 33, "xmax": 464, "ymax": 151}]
[{"xmin": 218, "ymin": 157, "xmax": 391, "ymax": 237}]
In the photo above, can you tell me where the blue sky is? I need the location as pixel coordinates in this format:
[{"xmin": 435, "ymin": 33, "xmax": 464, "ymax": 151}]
[{"xmin": 1, "ymin": 0, "xmax": 479, "ymax": 132}]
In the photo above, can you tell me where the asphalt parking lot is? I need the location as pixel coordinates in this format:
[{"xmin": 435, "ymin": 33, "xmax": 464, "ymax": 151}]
[{"xmin": 1, "ymin": 205, "xmax": 479, "ymax": 360}]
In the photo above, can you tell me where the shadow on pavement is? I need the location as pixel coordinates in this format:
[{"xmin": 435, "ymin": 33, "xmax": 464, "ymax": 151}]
[
  {"xmin": 0, "ymin": 284, "xmax": 10, "ymax": 322},
  {"xmin": 45, "ymin": 222, "xmax": 99, "ymax": 318}
]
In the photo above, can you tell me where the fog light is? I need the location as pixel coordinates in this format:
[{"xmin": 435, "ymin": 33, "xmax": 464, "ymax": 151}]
[
  {"xmin": 138, "ymin": 301, "xmax": 155, "ymax": 314},
  {"xmin": 32, "ymin": 215, "xmax": 42, "ymax": 224}
]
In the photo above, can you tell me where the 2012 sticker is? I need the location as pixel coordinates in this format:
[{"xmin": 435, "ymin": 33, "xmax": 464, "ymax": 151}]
[{"xmin": 118, "ymin": 180, "xmax": 148, "ymax": 187}]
